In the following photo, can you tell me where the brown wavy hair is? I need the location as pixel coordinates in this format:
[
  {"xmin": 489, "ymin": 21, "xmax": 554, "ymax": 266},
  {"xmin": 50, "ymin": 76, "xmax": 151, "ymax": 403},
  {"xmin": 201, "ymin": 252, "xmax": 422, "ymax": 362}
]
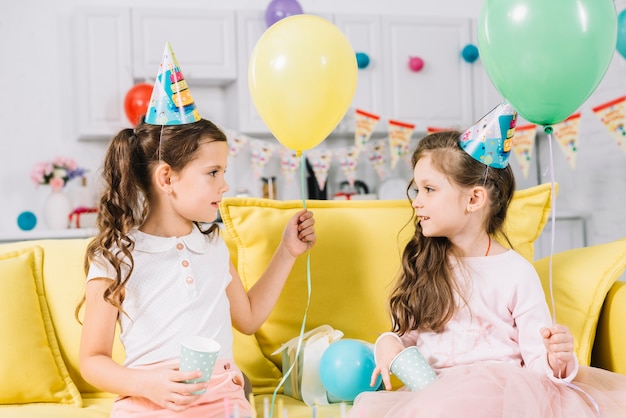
[
  {"xmin": 76, "ymin": 118, "xmax": 227, "ymax": 321},
  {"xmin": 390, "ymin": 130, "xmax": 516, "ymax": 335}
]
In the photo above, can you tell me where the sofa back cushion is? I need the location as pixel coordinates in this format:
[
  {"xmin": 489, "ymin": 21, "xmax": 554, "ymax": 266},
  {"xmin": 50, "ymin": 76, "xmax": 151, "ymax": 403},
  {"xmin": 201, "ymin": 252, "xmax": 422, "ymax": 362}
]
[
  {"xmin": 534, "ymin": 238, "xmax": 626, "ymax": 365},
  {"xmin": 0, "ymin": 239, "xmax": 125, "ymax": 395},
  {"xmin": 220, "ymin": 183, "xmax": 553, "ymax": 391},
  {"xmin": 0, "ymin": 246, "xmax": 82, "ymax": 405}
]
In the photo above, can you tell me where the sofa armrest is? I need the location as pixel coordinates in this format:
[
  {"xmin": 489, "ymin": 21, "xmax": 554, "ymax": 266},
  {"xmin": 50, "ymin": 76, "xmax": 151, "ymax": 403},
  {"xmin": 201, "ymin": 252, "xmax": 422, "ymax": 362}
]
[{"xmin": 592, "ymin": 281, "xmax": 626, "ymax": 375}]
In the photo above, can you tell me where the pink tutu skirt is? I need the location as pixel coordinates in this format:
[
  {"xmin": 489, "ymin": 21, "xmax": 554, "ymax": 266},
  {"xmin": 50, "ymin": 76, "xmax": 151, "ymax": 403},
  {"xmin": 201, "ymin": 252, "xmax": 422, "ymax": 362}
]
[
  {"xmin": 111, "ymin": 359, "xmax": 251, "ymax": 418},
  {"xmin": 349, "ymin": 363, "xmax": 626, "ymax": 418}
]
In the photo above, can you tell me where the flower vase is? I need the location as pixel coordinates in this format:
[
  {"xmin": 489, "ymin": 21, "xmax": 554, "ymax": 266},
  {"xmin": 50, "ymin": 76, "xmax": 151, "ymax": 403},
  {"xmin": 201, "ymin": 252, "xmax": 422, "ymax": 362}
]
[{"xmin": 43, "ymin": 188, "xmax": 72, "ymax": 229}]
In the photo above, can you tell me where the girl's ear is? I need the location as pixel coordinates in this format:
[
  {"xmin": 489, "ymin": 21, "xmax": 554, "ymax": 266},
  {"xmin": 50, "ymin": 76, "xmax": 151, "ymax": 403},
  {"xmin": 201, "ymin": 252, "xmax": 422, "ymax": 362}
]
[
  {"xmin": 467, "ymin": 186, "xmax": 487, "ymax": 212},
  {"xmin": 154, "ymin": 163, "xmax": 174, "ymax": 194}
]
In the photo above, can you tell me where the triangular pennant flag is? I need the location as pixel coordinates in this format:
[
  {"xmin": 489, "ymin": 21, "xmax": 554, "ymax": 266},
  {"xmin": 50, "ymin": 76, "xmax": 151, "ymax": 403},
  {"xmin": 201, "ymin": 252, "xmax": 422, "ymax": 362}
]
[
  {"xmin": 388, "ymin": 119, "xmax": 415, "ymax": 169},
  {"xmin": 552, "ymin": 113, "xmax": 581, "ymax": 170},
  {"xmin": 145, "ymin": 42, "xmax": 201, "ymax": 125},
  {"xmin": 306, "ymin": 149, "xmax": 333, "ymax": 191},
  {"xmin": 279, "ymin": 147, "xmax": 300, "ymax": 184},
  {"xmin": 224, "ymin": 129, "xmax": 249, "ymax": 157},
  {"xmin": 511, "ymin": 124, "xmax": 537, "ymax": 179},
  {"xmin": 427, "ymin": 126, "xmax": 452, "ymax": 134},
  {"xmin": 250, "ymin": 140, "xmax": 275, "ymax": 179},
  {"xmin": 368, "ymin": 139, "xmax": 388, "ymax": 181},
  {"xmin": 336, "ymin": 146, "xmax": 360, "ymax": 187},
  {"xmin": 354, "ymin": 109, "xmax": 380, "ymax": 148},
  {"xmin": 592, "ymin": 96, "xmax": 626, "ymax": 154}
]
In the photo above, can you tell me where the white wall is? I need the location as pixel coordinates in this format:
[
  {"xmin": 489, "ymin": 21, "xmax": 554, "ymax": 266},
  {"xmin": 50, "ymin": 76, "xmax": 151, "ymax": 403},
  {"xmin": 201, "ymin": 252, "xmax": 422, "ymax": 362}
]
[{"xmin": 2, "ymin": 0, "xmax": 626, "ymax": 254}]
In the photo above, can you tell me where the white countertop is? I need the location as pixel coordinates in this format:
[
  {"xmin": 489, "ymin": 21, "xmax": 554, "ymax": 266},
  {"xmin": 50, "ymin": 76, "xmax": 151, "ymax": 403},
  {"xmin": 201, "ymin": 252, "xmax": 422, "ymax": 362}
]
[{"xmin": 0, "ymin": 228, "xmax": 96, "ymax": 243}]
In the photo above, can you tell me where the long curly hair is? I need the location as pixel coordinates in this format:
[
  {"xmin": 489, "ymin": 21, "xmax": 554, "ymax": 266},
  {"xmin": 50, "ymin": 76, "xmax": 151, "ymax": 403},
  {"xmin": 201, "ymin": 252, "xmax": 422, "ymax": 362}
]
[
  {"xmin": 76, "ymin": 118, "xmax": 227, "ymax": 320},
  {"xmin": 389, "ymin": 130, "xmax": 516, "ymax": 335}
]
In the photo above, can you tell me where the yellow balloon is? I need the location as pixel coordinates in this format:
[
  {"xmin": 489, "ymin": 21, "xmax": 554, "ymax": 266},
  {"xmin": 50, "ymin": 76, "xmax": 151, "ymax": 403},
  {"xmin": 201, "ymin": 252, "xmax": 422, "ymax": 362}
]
[{"xmin": 248, "ymin": 14, "xmax": 358, "ymax": 152}]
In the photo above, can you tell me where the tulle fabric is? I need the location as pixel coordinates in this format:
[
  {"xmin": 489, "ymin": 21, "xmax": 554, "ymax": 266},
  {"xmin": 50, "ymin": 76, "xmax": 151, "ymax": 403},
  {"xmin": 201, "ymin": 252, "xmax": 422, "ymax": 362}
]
[
  {"xmin": 110, "ymin": 359, "xmax": 252, "ymax": 418},
  {"xmin": 348, "ymin": 363, "xmax": 626, "ymax": 418}
]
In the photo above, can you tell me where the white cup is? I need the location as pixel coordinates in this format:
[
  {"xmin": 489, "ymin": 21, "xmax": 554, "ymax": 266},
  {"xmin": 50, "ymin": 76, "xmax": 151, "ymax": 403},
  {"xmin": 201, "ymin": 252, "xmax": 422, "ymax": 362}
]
[
  {"xmin": 389, "ymin": 346, "xmax": 436, "ymax": 391},
  {"xmin": 180, "ymin": 336, "xmax": 221, "ymax": 394}
]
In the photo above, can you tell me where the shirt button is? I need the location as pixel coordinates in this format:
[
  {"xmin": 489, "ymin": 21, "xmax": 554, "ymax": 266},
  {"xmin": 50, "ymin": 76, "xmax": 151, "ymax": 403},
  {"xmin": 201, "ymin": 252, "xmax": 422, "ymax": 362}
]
[
  {"xmin": 185, "ymin": 277, "xmax": 194, "ymax": 284},
  {"xmin": 181, "ymin": 260, "xmax": 189, "ymax": 268},
  {"xmin": 176, "ymin": 243, "xmax": 184, "ymax": 250}
]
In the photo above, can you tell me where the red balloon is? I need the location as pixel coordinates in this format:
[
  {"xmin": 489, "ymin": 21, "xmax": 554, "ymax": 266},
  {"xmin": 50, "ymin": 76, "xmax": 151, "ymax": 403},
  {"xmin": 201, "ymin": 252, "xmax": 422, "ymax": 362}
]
[{"xmin": 124, "ymin": 83, "xmax": 153, "ymax": 125}]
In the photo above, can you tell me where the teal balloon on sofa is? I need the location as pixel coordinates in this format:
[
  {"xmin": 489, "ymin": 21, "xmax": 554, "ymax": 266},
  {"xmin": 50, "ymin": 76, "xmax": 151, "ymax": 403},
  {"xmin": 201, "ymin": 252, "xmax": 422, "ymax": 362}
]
[
  {"xmin": 319, "ymin": 339, "xmax": 381, "ymax": 402},
  {"xmin": 478, "ymin": 0, "xmax": 617, "ymax": 126}
]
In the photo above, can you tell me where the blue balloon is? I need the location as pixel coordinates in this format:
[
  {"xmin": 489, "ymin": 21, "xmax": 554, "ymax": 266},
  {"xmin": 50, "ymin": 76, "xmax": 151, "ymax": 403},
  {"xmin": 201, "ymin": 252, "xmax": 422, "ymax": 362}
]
[
  {"xmin": 17, "ymin": 211, "xmax": 37, "ymax": 231},
  {"xmin": 617, "ymin": 9, "xmax": 626, "ymax": 59},
  {"xmin": 319, "ymin": 339, "xmax": 381, "ymax": 402},
  {"xmin": 461, "ymin": 44, "xmax": 479, "ymax": 63}
]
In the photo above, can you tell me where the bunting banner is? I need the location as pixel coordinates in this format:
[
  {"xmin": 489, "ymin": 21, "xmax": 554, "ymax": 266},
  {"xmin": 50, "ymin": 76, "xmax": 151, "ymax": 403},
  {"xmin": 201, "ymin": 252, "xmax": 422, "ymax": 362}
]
[
  {"xmin": 427, "ymin": 126, "xmax": 452, "ymax": 133},
  {"xmin": 306, "ymin": 149, "xmax": 333, "ymax": 191},
  {"xmin": 336, "ymin": 146, "xmax": 360, "ymax": 187},
  {"xmin": 511, "ymin": 124, "xmax": 537, "ymax": 179},
  {"xmin": 552, "ymin": 113, "xmax": 581, "ymax": 170},
  {"xmin": 388, "ymin": 119, "xmax": 415, "ymax": 169},
  {"xmin": 592, "ymin": 96, "xmax": 626, "ymax": 155},
  {"xmin": 225, "ymin": 129, "xmax": 249, "ymax": 157},
  {"xmin": 250, "ymin": 139, "xmax": 274, "ymax": 179},
  {"xmin": 279, "ymin": 148, "xmax": 301, "ymax": 184},
  {"xmin": 368, "ymin": 139, "xmax": 388, "ymax": 181},
  {"xmin": 354, "ymin": 109, "xmax": 381, "ymax": 148}
]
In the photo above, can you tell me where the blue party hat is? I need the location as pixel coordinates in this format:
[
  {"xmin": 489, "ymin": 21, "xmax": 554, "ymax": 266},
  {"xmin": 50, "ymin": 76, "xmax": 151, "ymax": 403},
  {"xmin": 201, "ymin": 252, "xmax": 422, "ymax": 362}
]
[
  {"xmin": 459, "ymin": 102, "xmax": 517, "ymax": 168},
  {"xmin": 144, "ymin": 42, "xmax": 201, "ymax": 125}
]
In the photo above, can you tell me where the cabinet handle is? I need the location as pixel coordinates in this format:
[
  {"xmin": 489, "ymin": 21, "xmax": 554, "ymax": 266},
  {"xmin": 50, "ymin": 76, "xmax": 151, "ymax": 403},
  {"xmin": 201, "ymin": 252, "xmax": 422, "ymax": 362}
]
[
  {"xmin": 461, "ymin": 44, "xmax": 480, "ymax": 63},
  {"xmin": 408, "ymin": 56, "xmax": 424, "ymax": 72},
  {"xmin": 356, "ymin": 52, "xmax": 370, "ymax": 69}
]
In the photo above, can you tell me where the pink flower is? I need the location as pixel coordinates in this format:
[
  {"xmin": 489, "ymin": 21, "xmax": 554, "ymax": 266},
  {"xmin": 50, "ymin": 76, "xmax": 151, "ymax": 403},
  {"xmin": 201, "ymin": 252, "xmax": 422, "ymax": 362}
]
[
  {"xmin": 31, "ymin": 156, "xmax": 86, "ymax": 189},
  {"xmin": 49, "ymin": 177, "xmax": 64, "ymax": 191}
]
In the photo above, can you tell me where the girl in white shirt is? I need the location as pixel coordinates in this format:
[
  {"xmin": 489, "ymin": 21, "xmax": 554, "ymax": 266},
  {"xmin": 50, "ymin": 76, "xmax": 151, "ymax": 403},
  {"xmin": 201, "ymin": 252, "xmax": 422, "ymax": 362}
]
[{"xmin": 78, "ymin": 118, "xmax": 316, "ymax": 417}]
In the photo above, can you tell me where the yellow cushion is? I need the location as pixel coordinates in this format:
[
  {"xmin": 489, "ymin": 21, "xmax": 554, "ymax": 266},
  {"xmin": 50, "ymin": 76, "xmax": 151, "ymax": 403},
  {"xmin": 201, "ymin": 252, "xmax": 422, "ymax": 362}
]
[
  {"xmin": 592, "ymin": 281, "xmax": 626, "ymax": 375},
  {"xmin": 498, "ymin": 182, "xmax": 555, "ymax": 261},
  {"xmin": 0, "ymin": 246, "xmax": 82, "ymax": 406},
  {"xmin": 534, "ymin": 238, "xmax": 626, "ymax": 366},
  {"xmin": 220, "ymin": 184, "xmax": 552, "ymax": 392}
]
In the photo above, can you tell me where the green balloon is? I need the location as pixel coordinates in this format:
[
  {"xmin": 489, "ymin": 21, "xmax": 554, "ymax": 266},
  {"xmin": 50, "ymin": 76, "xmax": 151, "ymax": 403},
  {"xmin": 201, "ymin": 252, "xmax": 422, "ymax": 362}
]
[{"xmin": 478, "ymin": 0, "xmax": 617, "ymax": 126}]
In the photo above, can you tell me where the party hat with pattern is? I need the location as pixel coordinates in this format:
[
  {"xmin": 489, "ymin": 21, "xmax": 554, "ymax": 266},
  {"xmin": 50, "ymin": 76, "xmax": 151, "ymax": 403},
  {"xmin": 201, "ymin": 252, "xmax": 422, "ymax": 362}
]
[
  {"xmin": 459, "ymin": 102, "xmax": 517, "ymax": 168},
  {"xmin": 144, "ymin": 42, "xmax": 201, "ymax": 125}
]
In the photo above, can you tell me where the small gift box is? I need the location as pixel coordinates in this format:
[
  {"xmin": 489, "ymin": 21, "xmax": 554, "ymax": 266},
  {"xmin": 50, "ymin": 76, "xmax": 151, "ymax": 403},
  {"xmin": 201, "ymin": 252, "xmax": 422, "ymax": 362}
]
[{"xmin": 68, "ymin": 207, "xmax": 98, "ymax": 229}]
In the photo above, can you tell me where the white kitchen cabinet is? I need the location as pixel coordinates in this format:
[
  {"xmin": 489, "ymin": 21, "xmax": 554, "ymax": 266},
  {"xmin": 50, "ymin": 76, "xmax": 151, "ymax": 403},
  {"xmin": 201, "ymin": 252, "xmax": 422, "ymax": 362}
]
[
  {"xmin": 73, "ymin": 7, "xmax": 237, "ymax": 140},
  {"xmin": 470, "ymin": 19, "xmax": 505, "ymax": 121},
  {"xmin": 382, "ymin": 16, "xmax": 474, "ymax": 129},
  {"xmin": 73, "ymin": 7, "xmax": 133, "ymax": 140},
  {"xmin": 226, "ymin": 10, "xmax": 269, "ymax": 133},
  {"xmin": 131, "ymin": 9, "xmax": 236, "ymax": 85},
  {"xmin": 334, "ymin": 14, "xmax": 385, "ymax": 120}
]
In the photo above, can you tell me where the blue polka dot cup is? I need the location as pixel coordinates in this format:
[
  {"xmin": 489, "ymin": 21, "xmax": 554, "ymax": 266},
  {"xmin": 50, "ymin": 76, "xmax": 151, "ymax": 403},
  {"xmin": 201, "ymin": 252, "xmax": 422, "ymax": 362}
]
[
  {"xmin": 180, "ymin": 336, "xmax": 220, "ymax": 395},
  {"xmin": 389, "ymin": 346, "xmax": 436, "ymax": 391}
]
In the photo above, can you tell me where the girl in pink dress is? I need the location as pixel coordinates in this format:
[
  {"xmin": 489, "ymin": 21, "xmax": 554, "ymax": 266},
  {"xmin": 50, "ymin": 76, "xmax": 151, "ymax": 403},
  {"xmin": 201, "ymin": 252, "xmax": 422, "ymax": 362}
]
[{"xmin": 349, "ymin": 121, "xmax": 626, "ymax": 417}]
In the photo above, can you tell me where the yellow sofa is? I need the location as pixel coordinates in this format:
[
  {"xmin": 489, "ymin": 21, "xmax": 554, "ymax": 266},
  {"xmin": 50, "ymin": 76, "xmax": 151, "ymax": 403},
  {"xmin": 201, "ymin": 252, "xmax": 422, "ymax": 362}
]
[{"xmin": 1, "ymin": 183, "xmax": 625, "ymax": 418}]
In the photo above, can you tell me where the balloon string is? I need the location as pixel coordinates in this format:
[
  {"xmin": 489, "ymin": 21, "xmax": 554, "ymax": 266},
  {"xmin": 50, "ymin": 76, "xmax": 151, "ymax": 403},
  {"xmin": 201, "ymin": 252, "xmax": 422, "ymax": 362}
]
[
  {"xmin": 544, "ymin": 127, "xmax": 601, "ymax": 417},
  {"xmin": 544, "ymin": 126, "xmax": 557, "ymax": 325},
  {"xmin": 269, "ymin": 152, "xmax": 312, "ymax": 418}
]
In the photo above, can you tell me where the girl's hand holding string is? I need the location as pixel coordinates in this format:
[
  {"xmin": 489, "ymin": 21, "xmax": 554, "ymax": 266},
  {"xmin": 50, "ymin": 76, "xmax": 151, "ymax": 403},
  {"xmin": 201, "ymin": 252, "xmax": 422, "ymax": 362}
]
[
  {"xmin": 541, "ymin": 324, "xmax": 576, "ymax": 379},
  {"xmin": 282, "ymin": 210, "xmax": 316, "ymax": 257},
  {"xmin": 138, "ymin": 364, "xmax": 208, "ymax": 412}
]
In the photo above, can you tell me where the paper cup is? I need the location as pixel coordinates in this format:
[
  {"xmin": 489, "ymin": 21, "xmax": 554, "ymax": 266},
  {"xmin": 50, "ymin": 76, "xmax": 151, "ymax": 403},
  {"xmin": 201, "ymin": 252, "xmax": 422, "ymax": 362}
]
[
  {"xmin": 389, "ymin": 346, "xmax": 436, "ymax": 391},
  {"xmin": 180, "ymin": 336, "xmax": 220, "ymax": 395}
]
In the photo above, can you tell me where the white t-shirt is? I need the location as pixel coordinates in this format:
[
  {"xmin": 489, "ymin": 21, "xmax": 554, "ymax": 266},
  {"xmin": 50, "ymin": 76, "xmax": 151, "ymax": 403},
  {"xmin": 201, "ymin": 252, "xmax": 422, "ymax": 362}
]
[{"xmin": 87, "ymin": 227, "xmax": 234, "ymax": 368}]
